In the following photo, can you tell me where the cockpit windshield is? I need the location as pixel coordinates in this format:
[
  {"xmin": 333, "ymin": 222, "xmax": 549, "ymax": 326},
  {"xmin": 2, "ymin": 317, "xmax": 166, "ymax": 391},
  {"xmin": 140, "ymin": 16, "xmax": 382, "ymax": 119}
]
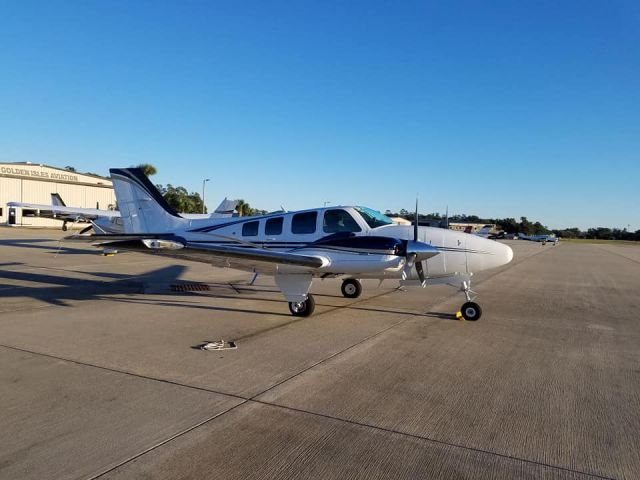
[{"xmin": 354, "ymin": 206, "xmax": 393, "ymax": 229}]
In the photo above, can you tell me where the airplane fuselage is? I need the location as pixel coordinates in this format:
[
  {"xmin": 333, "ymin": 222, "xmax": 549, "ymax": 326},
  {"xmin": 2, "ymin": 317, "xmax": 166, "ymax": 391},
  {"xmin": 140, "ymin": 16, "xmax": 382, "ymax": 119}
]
[{"xmin": 156, "ymin": 206, "xmax": 513, "ymax": 280}]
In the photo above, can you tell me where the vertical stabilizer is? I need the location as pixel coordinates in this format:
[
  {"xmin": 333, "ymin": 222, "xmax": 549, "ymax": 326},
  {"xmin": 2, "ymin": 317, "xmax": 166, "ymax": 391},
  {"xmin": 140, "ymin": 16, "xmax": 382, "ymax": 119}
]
[
  {"xmin": 109, "ymin": 168, "xmax": 188, "ymax": 233},
  {"xmin": 51, "ymin": 193, "xmax": 66, "ymax": 207}
]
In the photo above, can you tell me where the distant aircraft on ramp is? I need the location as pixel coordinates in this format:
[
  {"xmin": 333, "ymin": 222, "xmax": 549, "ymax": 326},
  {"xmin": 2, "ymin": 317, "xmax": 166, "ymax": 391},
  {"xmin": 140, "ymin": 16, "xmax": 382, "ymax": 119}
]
[
  {"xmin": 8, "ymin": 194, "xmax": 238, "ymax": 234},
  {"xmin": 519, "ymin": 233, "xmax": 558, "ymax": 244}
]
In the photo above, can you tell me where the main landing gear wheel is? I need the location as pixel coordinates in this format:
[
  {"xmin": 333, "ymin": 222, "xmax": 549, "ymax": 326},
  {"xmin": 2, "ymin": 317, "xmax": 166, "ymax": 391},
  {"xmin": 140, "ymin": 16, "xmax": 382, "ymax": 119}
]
[
  {"xmin": 62, "ymin": 222, "xmax": 68, "ymax": 232},
  {"xmin": 341, "ymin": 279, "xmax": 362, "ymax": 299},
  {"xmin": 461, "ymin": 301, "xmax": 482, "ymax": 321},
  {"xmin": 288, "ymin": 294, "xmax": 316, "ymax": 317}
]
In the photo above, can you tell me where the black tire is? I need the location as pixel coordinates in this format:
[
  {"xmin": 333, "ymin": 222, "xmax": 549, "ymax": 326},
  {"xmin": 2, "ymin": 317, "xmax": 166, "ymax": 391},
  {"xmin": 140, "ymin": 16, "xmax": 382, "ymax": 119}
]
[
  {"xmin": 288, "ymin": 294, "xmax": 316, "ymax": 317},
  {"xmin": 461, "ymin": 301, "xmax": 482, "ymax": 321},
  {"xmin": 62, "ymin": 223, "xmax": 68, "ymax": 232},
  {"xmin": 341, "ymin": 279, "xmax": 362, "ymax": 298}
]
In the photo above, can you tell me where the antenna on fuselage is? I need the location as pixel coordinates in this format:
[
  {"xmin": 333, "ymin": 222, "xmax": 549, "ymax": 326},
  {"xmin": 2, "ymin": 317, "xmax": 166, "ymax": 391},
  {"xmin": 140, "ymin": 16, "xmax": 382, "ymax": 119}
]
[{"xmin": 445, "ymin": 205, "xmax": 449, "ymax": 229}]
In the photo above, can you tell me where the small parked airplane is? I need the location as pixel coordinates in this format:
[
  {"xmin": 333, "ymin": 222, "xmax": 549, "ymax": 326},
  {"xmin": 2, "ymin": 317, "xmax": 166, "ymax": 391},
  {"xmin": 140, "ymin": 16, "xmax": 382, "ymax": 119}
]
[
  {"xmin": 463, "ymin": 224, "xmax": 493, "ymax": 237},
  {"xmin": 67, "ymin": 168, "xmax": 514, "ymax": 320},
  {"xmin": 8, "ymin": 193, "xmax": 118, "ymax": 231},
  {"xmin": 9, "ymin": 194, "xmax": 237, "ymax": 233},
  {"xmin": 519, "ymin": 233, "xmax": 558, "ymax": 244}
]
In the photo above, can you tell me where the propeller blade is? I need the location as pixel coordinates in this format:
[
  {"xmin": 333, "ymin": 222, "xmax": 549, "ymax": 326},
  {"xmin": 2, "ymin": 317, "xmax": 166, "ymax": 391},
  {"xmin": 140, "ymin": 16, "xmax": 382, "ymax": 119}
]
[
  {"xmin": 415, "ymin": 260, "xmax": 426, "ymax": 285},
  {"xmin": 414, "ymin": 198, "xmax": 418, "ymax": 241}
]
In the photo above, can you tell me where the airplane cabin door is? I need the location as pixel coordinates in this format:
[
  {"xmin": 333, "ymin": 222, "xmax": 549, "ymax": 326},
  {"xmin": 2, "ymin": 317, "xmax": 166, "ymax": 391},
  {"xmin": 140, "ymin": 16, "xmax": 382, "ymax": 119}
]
[{"xmin": 8, "ymin": 207, "xmax": 16, "ymax": 225}]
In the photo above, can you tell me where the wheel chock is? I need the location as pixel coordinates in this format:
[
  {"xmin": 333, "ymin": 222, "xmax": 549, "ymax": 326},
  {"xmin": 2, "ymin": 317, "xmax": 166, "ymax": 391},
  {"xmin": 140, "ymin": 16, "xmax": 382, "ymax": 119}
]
[{"xmin": 456, "ymin": 311, "xmax": 464, "ymax": 321}]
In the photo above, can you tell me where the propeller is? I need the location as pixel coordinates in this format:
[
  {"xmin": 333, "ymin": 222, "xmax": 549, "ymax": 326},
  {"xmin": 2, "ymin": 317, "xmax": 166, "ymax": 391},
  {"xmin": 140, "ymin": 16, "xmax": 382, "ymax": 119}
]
[{"xmin": 402, "ymin": 198, "xmax": 438, "ymax": 285}]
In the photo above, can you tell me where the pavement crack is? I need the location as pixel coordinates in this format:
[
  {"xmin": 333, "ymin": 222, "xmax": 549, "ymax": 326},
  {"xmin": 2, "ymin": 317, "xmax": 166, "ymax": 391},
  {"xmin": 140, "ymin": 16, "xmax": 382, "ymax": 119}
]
[
  {"xmin": 594, "ymin": 244, "xmax": 640, "ymax": 265},
  {"xmin": 0, "ymin": 343, "xmax": 247, "ymax": 402},
  {"xmin": 248, "ymin": 401, "xmax": 615, "ymax": 480},
  {"xmin": 88, "ymin": 401, "xmax": 249, "ymax": 480}
]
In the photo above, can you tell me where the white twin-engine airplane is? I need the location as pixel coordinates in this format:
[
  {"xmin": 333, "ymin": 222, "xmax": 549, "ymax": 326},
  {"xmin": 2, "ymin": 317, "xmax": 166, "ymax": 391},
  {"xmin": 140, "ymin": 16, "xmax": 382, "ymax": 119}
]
[{"xmin": 69, "ymin": 168, "xmax": 514, "ymax": 320}]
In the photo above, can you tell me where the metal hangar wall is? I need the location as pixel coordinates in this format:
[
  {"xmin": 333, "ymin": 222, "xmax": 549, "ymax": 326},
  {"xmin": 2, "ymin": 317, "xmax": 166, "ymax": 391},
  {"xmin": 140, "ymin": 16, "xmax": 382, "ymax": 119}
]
[{"xmin": 0, "ymin": 162, "xmax": 115, "ymax": 227}]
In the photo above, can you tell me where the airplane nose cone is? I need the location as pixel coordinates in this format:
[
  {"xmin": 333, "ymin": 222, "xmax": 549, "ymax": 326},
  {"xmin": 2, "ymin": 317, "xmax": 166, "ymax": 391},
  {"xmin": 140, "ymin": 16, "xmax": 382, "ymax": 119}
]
[
  {"xmin": 503, "ymin": 242, "xmax": 514, "ymax": 265},
  {"xmin": 465, "ymin": 236, "xmax": 514, "ymax": 272},
  {"xmin": 489, "ymin": 240, "xmax": 513, "ymax": 268},
  {"xmin": 496, "ymin": 242, "xmax": 513, "ymax": 265}
]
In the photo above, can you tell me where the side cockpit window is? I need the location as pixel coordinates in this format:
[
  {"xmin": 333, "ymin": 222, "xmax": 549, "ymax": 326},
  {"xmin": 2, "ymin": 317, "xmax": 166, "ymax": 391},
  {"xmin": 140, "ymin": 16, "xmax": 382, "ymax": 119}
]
[
  {"xmin": 323, "ymin": 209, "xmax": 362, "ymax": 233},
  {"xmin": 242, "ymin": 220, "xmax": 259, "ymax": 236},
  {"xmin": 291, "ymin": 212, "xmax": 317, "ymax": 234}
]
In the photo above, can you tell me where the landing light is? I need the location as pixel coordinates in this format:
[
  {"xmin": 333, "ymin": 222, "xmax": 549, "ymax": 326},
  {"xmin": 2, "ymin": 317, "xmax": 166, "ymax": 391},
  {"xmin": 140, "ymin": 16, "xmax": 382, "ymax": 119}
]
[{"xmin": 142, "ymin": 239, "xmax": 185, "ymax": 250}]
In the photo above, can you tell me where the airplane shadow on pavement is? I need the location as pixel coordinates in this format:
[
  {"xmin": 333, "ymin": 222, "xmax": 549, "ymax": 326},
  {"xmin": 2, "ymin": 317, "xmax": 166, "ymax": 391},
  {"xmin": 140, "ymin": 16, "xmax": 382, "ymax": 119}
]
[
  {"xmin": 0, "ymin": 238, "xmax": 98, "ymax": 256},
  {"xmin": 0, "ymin": 264, "xmax": 186, "ymax": 306},
  {"xmin": 0, "ymin": 257, "xmax": 461, "ymax": 321}
]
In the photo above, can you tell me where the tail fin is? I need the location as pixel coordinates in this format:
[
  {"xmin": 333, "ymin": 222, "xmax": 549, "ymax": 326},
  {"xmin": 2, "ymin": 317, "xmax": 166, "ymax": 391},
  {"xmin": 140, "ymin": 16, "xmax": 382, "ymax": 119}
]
[
  {"xmin": 477, "ymin": 225, "xmax": 492, "ymax": 235},
  {"xmin": 109, "ymin": 168, "xmax": 188, "ymax": 233},
  {"xmin": 51, "ymin": 193, "xmax": 66, "ymax": 207},
  {"xmin": 214, "ymin": 197, "xmax": 238, "ymax": 215}
]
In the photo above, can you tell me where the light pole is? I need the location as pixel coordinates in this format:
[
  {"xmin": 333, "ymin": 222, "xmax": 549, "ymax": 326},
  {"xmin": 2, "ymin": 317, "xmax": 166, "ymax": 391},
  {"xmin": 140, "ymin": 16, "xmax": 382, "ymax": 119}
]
[{"xmin": 202, "ymin": 178, "xmax": 210, "ymax": 214}]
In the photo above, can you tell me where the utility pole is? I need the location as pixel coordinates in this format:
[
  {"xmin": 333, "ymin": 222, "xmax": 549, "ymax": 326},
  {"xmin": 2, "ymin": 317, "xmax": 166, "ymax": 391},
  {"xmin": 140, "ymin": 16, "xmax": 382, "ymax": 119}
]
[{"xmin": 202, "ymin": 178, "xmax": 210, "ymax": 214}]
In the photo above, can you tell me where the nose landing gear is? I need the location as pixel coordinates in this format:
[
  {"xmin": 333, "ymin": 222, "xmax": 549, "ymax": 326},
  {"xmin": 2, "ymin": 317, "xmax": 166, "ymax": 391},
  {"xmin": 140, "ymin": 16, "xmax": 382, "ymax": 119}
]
[
  {"xmin": 460, "ymin": 280, "xmax": 482, "ymax": 321},
  {"xmin": 460, "ymin": 301, "xmax": 482, "ymax": 321}
]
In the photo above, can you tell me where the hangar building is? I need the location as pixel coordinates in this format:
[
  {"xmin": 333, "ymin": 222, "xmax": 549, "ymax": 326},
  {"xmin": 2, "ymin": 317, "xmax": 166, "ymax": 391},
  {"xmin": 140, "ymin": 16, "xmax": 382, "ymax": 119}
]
[{"xmin": 0, "ymin": 162, "xmax": 115, "ymax": 227}]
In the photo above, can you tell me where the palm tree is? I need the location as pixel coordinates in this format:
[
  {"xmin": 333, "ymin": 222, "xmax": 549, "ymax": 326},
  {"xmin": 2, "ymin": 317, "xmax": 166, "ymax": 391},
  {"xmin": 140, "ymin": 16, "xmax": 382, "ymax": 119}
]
[
  {"xmin": 235, "ymin": 199, "xmax": 253, "ymax": 216},
  {"xmin": 136, "ymin": 163, "xmax": 157, "ymax": 176}
]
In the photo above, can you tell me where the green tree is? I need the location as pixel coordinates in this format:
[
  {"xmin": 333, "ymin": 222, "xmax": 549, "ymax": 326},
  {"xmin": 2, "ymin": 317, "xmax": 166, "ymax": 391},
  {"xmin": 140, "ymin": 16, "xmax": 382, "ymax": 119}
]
[
  {"xmin": 65, "ymin": 166, "xmax": 76, "ymax": 172},
  {"xmin": 496, "ymin": 217, "xmax": 519, "ymax": 234},
  {"xmin": 531, "ymin": 221, "xmax": 550, "ymax": 235},
  {"xmin": 587, "ymin": 227, "xmax": 614, "ymax": 240},
  {"xmin": 552, "ymin": 228, "xmax": 581, "ymax": 239},
  {"xmin": 235, "ymin": 199, "xmax": 254, "ymax": 216},
  {"xmin": 136, "ymin": 163, "xmax": 157, "ymax": 177},
  {"xmin": 519, "ymin": 217, "xmax": 534, "ymax": 235},
  {"xmin": 156, "ymin": 184, "xmax": 206, "ymax": 214}
]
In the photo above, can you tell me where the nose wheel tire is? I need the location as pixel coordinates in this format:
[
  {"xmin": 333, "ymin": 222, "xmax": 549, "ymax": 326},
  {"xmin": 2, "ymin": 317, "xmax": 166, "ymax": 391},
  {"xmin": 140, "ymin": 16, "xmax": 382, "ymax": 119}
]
[
  {"xmin": 341, "ymin": 279, "xmax": 362, "ymax": 299},
  {"xmin": 461, "ymin": 301, "xmax": 482, "ymax": 321},
  {"xmin": 288, "ymin": 294, "xmax": 316, "ymax": 317}
]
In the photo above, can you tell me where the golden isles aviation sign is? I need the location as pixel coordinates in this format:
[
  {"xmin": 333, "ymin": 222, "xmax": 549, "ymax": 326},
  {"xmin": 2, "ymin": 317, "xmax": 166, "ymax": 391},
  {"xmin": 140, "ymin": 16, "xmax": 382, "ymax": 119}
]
[{"xmin": 0, "ymin": 166, "xmax": 79, "ymax": 182}]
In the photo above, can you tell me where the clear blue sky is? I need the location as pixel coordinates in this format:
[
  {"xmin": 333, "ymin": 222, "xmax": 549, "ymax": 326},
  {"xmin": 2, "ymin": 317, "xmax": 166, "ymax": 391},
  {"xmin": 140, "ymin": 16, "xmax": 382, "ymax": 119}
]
[{"xmin": 1, "ymin": 0, "xmax": 639, "ymax": 230}]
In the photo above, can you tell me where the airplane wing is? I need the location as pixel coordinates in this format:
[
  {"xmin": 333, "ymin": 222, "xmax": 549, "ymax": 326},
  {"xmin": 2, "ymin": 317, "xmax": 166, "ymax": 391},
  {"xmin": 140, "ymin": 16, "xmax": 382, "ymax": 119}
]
[
  {"xmin": 7, "ymin": 202, "xmax": 120, "ymax": 219},
  {"xmin": 65, "ymin": 234, "xmax": 325, "ymax": 273}
]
